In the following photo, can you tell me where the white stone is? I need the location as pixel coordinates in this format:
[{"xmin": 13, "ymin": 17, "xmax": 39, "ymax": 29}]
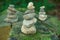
[
  {"xmin": 4, "ymin": 18, "xmax": 11, "ymax": 22},
  {"xmin": 40, "ymin": 6, "xmax": 45, "ymax": 9},
  {"xmin": 7, "ymin": 15, "xmax": 16, "ymax": 18},
  {"xmin": 9, "ymin": 5, "xmax": 14, "ymax": 8},
  {"xmin": 27, "ymin": 2, "xmax": 35, "ymax": 9},
  {"xmin": 21, "ymin": 25, "xmax": 36, "ymax": 34},
  {"xmin": 23, "ymin": 13, "xmax": 35, "ymax": 20},
  {"xmin": 39, "ymin": 12, "xmax": 46, "ymax": 15},
  {"xmin": 39, "ymin": 14, "xmax": 47, "ymax": 21},
  {"xmin": 23, "ymin": 18, "xmax": 37, "ymax": 27}
]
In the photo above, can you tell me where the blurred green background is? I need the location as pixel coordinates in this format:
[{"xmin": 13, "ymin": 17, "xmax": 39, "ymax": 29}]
[{"xmin": 0, "ymin": 0, "xmax": 56, "ymax": 14}]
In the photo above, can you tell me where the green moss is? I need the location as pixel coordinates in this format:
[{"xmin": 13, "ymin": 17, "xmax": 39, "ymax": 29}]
[
  {"xmin": 49, "ymin": 16, "xmax": 60, "ymax": 35},
  {"xmin": 18, "ymin": 32, "xmax": 41, "ymax": 40},
  {"xmin": 16, "ymin": 32, "xmax": 52, "ymax": 40},
  {"xmin": 0, "ymin": 9, "xmax": 60, "ymax": 40}
]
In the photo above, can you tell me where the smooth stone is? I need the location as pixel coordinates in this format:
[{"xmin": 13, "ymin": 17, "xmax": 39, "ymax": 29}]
[{"xmin": 21, "ymin": 25, "xmax": 36, "ymax": 34}]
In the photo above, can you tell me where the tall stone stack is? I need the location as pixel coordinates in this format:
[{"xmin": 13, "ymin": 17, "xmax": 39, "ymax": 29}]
[
  {"xmin": 4, "ymin": 5, "xmax": 18, "ymax": 23},
  {"xmin": 21, "ymin": 2, "xmax": 37, "ymax": 34}
]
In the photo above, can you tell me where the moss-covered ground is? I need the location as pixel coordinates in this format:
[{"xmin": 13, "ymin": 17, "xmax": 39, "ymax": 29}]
[{"xmin": 0, "ymin": 9, "xmax": 60, "ymax": 40}]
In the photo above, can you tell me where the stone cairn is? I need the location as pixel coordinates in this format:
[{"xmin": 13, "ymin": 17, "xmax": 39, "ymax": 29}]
[
  {"xmin": 39, "ymin": 6, "xmax": 47, "ymax": 21},
  {"xmin": 21, "ymin": 2, "xmax": 37, "ymax": 34},
  {"xmin": 38, "ymin": 6, "xmax": 48, "ymax": 33},
  {"xmin": 4, "ymin": 5, "xmax": 18, "ymax": 27}
]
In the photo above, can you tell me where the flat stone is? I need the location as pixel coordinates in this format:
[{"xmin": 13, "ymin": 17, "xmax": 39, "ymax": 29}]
[{"xmin": 21, "ymin": 25, "xmax": 36, "ymax": 34}]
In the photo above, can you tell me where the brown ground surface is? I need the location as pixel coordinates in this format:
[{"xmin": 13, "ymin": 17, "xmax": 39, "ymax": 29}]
[{"xmin": 0, "ymin": 26, "xmax": 11, "ymax": 40}]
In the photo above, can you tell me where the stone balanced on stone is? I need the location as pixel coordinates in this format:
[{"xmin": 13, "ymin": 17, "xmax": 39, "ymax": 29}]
[
  {"xmin": 4, "ymin": 5, "xmax": 18, "ymax": 27},
  {"xmin": 21, "ymin": 2, "xmax": 37, "ymax": 34},
  {"xmin": 39, "ymin": 6, "xmax": 47, "ymax": 21}
]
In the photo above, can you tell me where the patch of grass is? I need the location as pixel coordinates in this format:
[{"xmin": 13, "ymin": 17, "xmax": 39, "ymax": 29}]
[
  {"xmin": 19, "ymin": 33, "xmax": 41, "ymax": 40},
  {"xmin": 17, "ymin": 32, "xmax": 52, "ymax": 40},
  {"xmin": 49, "ymin": 16, "xmax": 60, "ymax": 34}
]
